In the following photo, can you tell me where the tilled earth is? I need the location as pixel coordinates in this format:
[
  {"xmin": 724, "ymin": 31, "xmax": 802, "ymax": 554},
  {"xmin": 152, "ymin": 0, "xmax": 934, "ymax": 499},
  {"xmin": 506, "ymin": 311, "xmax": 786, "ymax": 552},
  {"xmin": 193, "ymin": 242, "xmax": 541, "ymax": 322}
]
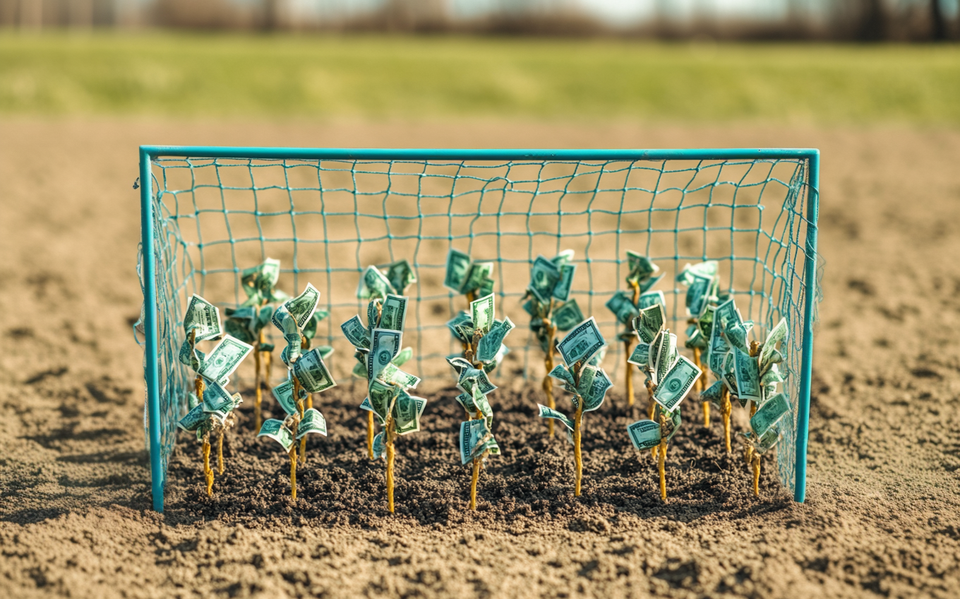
[{"xmin": 2, "ymin": 118, "xmax": 960, "ymax": 598}]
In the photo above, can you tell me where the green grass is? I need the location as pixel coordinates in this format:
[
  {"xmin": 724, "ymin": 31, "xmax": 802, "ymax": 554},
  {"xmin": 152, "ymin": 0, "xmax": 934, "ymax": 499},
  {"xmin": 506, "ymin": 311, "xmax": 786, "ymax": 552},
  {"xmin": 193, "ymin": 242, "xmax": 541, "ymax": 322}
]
[{"xmin": 1, "ymin": 33, "xmax": 959, "ymax": 123}]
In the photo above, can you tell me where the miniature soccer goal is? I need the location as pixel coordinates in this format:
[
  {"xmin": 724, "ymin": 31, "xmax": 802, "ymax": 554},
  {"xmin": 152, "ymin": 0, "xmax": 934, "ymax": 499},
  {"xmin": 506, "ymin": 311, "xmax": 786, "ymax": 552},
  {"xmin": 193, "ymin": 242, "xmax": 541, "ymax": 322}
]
[{"xmin": 136, "ymin": 146, "xmax": 821, "ymax": 512}]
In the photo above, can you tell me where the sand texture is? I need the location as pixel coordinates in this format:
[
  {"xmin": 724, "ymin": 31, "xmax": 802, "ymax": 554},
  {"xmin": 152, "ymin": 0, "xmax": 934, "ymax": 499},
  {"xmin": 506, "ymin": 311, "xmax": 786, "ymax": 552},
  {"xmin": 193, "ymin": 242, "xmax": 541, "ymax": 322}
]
[{"xmin": 1, "ymin": 118, "xmax": 959, "ymax": 598}]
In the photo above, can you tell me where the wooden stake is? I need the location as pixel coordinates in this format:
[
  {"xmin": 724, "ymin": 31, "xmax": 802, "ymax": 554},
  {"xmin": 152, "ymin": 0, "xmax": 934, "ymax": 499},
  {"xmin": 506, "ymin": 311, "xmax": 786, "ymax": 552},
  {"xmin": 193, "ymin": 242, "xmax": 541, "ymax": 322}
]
[
  {"xmin": 752, "ymin": 453, "xmax": 761, "ymax": 497},
  {"xmin": 202, "ymin": 438, "xmax": 214, "ymax": 497},
  {"xmin": 470, "ymin": 458, "xmax": 481, "ymax": 510},
  {"xmin": 721, "ymin": 386, "xmax": 732, "ymax": 454},
  {"xmin": 658, "ymin": 411, "xmax": 667, "ymax": 501},
  {"xmin": 289, "ymin": 446, "xmax": 298, "ymax": 501}
]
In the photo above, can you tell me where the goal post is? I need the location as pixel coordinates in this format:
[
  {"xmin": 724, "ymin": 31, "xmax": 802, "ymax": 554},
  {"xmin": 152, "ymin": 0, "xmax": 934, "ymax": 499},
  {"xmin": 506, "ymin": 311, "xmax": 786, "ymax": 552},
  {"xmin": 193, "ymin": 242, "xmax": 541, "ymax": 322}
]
[{"xmin": 137, "ymin": 146, "xmax": 821, "ymax": 512}]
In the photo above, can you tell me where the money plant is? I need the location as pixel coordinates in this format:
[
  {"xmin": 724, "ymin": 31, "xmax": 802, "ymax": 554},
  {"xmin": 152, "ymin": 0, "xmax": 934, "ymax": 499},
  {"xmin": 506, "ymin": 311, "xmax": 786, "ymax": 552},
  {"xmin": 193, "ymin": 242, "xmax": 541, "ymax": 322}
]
[
  {"xmin": 699, "ymin": 297, "xmax": 755, "ymax": 453},
  {"xmin": 605, "ymin": 251, "xmax": 664, "ymax": 408},
  {"xmin": 257, "ymin": 283, "xmax": 336, "ymax": 499},
  {"xmin": 522, "ymin": 250, "xmax": 584, "ymax": 436},
  {"xmin": 730, "ymin": 318, "xmax": 790, "ymax": 496},
  {"xmin": 444, "ymin": 248, "xmax": 495, "ymax": 308},
  {"xmin": 537, "ymin": 317, "xmax": 611, "ymax": 496},
  {"xmin": 342, "ymin": 261, "xmax": 416, "ymax": 458},
  {"xmin": 625, "ymin": 310, "xmax": 702, "ymax": 500},
  {"xmin": 446, "ymin": 293, "xmax": 513, "ymax": 510},
  {"xmin": 676, "ymin": 261, "xmax": 724, "ymax": 426},
  {"xmin": 177, "ymin": 294, "xmax": 253, "ymax": 496}
]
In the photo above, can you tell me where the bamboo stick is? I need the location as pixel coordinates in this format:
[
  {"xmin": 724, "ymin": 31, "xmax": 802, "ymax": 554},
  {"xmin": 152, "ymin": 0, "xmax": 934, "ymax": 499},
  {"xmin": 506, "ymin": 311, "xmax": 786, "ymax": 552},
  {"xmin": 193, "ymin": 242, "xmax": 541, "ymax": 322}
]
[
  {"xmin": 203, "ymin": 439, "xmax": 213, "ymax": 497},
  {"xmin": 289, "ymin": 446, "xmax": 298, "ymax": 501},
  {"xmin": 658, "ymin": 411, "xmax": 667, "ymax": 501},
  {"xmin": 217, "ymin": 428, "xmax": 225, "ymax": 475},
  {"xmin": 470, "ymin": 458, "xmax": 481, "ymax": 510},
  {"xmin": 722, "ymin": 386, "xmax": 732, "ymax": 453},
  {"xmin": 752, "ymin": 454, "xmax": 761, "ymax": 497},
  {"xmin": 367, "ymin": 411, "xmax": 375, "ymax": 460}
]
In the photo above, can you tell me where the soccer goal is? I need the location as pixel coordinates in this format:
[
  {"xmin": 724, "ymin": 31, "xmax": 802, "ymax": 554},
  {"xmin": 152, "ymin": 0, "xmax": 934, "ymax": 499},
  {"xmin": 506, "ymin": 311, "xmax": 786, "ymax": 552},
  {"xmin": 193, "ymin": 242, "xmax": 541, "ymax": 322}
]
[{"xmin": 136, "ymin": 146, "xmax": 821, "ymax": 512}]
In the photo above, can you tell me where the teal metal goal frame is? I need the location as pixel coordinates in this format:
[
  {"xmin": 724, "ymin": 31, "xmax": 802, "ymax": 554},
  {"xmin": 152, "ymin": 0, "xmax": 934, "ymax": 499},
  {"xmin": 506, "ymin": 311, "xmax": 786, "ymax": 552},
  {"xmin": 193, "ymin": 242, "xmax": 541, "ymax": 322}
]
[{"xmin": 138, "ymin": 146, "xmax": 820, "ymax": 512}]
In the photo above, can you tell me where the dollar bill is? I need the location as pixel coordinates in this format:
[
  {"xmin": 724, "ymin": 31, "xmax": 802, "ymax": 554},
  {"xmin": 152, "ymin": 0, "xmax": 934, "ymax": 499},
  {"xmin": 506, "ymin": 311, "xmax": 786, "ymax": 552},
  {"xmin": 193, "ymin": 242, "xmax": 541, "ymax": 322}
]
[
  {"xmin": 557, "ymin": 316, "xmax": 605, "ymax": 366},
  {"xmin": 529, "ymin": 255, "xmax": 561, "ymax": 303},
  {"xmin": 241, "ymin": 258, "xmax": 281, "ymax": 299},
  {"xmin": 626, "ymin": 251, "xmax": 658, "ymax": 285},
  {"xmin": 677, "ymin": 260, "xmax": 718, "ymax": 285},
  {"xmin": 637, "ymin": 290, "xmax": 665, "ymax": 310},
  {"xmin": 379, "ymin": 361, "xmax": 421, "ymax": 389},
  {"xmin": 553, "ymin": 299, "xmax": 584, "ymax": 332},
  {"xmin": 653, "ymin": 355, "xmax": 702, "ymax": 412},
  {"xmin": 537, "ymin": 404, "xmax": 574, "ymax": 431},
  {"xmin": 206, "ymin": 392, "xmax": 241, "ymax": 424},
  {"xmin": 183, "ymin": 294, "xmax": 222, "ymax": 341},
  {"xmin": 197, "ymin": 335, "xmax": 253, "ymax": 383},
  {"xmin": 685, "ymin": 271, "xmax": 713, "ymax": 317},
  {"xmin": 178, "ymin": 404, "xmax": 207, "ymax": 432},
  {"xmin": 627, "ymin": 419, "xmax": 662, "ymax": 450},
  {"xmin": 457, "ymin": 367, "xmax": 496, "ymax": 396},
  {"xmin": 470, "ymin": 384, "xmax": 493, "ymax": 418},
  {"xmin": 605, "ymin": 290, "xmax": 640, "ymax": 325},
  {"xmin": 366, "ymin": 297, "xmax": 382, "ymax": 330},
  {"xmin": 636, "ymin": 303, "xmax": 665, "ymax": 343},
  {"xmin": 444, "ymin": 248, "xmax": 472, "ymax": 292},
  {"xmin": 760, "ymin": 318, "xmax": 789, "ymax": 369},
  {"xmin": 460, "ymin": 261, "xmax": 494, "ymax": 295},
  {"xmin": 359, "ymin": 396, "xmax": 383, "ymax": 424},
  {"xmin": 295, "ymin": 408, "xmax": 327, "ymax": 439},
  {"xmin": 379, "ymin": 294, "xmax": 408, "ymax": 332},
  {"xmin": 446, "ymin": 311, "xmax": 473, "ymax": 343},
  {"xmin": 282, "ymin": 283, "xmax": 321, "ymax": 329},
  {"xmin": 663, "ymin": 405, "xmax": 682, "ymax": 442},
  {"xmin": 281, "ymin": 313, "xmax": 302, "ymax": 361},
  {"xmin": 272, "ymin": 378, "xmax": 307, "ymax": 415},
  {"xmin": 720, "ymin": 350, "xmax": 738, "ymax": 396},
  {"xmin": 761, "ymin": 363, "xmax": 785, "ymax": 385},
  {"xmin": 368, "ymin": 377, "xmax": 400, "ymax": 421},
  {"xmin": 460, "ymin": 418, "xmax": 493, "ymax": 465},
  {"xmin": 373, "ymin": 432, "xmax": 386, "ymax": 460},
  {"xmin": 477, "ymin": 275, "xmax": 494, "ymax": 299},
  {"xmin": 655, "ymin": 332, "xmax": 678, "ymax": 385},
  {"xmin": 578, "ymin": 366, "xmax": 611, "ymax": 412},
  {"xmin": 258, "ymin": 418, "xmax": 294, "ymax": 452},
  {"xmin": 446, "ymin": 355, "xmax": 473, "ymax": 375},
  {"xmin": 734, "ymin": 348, "xmax": 762, "ymax": 403},
  {"xmin": 471, "ymin": 294, "xmax": 495, "ymax": 335},
  {"xmin": 713, "ymin": 298, "xmax": 741, "ymax": 333},
  {"xmin": 352, "ymin": 361, "xmax": 368, "ymax": 380},
  {"xmin": 476, "ymin": 316, "xmax": 514, "ymax": 363},
  {"xmin": 750, "ymin": 392, "xmax": 791, "ymax": 436},
  {"xmin": 393, "ymin": 391, "xmax": 424, "ymax": 435},
  {"xmin": 552, "ymin": 249, "xmax": 575, "ymax": 267},
  {"xmin": 201, "ymin": 380, "xmax": 234, "ymax": 413},
  {"xmin": 455, "ymin": 391, "xmax": 477, "ymax": 414},
  {"xmin": 522, "ymin": 298, "xmax": 540, "ymax": 318},
  {"xmin": 358, "ymin": 266, "xmax": 392, "ymax": 300},
  {"xmin": 341, "ymin": 315, "xmax": 370, "ymax": 350},
  {"xmin": 293, "ymin": 348, "xmax": 337, "ymax": 393},
  {"xmin": 627, "ymin": 341, "xmax": 650, "ymax": 368},
  {"xmin": 385, "ymin": 259, "xmax": 416, "ymax": 294},
  {"xmin": 178, "ymin": 340, "xmax": 205, "ymax": 372},
  {"xmin": 700, "ymin": 379, "xmax": 725, "ymax": 409},
  {"xmin": 548, "ymin": 363, "xmax": 575, "ymax": 387},
  {"xmin": 368, "ymin": 328, "xmax": 402, "ymax": 381},
  {"xmin": 708, "ymin": 318, "xmax": 731, "ymax": 376},
  {"xmin": 743, "ymin": 426, "xmax": 781, "ymax": 455},
  {"xmin": 552, "ymin": 263, "xmax": 576, "ymax": 301}
]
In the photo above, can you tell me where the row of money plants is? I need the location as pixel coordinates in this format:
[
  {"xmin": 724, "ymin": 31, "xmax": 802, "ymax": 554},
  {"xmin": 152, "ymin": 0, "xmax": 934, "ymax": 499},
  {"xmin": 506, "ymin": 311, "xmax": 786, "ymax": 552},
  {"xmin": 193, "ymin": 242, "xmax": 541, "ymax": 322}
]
[{"xmin": 174, "ymin": 253, "xmax": 792, "ymax": 507}]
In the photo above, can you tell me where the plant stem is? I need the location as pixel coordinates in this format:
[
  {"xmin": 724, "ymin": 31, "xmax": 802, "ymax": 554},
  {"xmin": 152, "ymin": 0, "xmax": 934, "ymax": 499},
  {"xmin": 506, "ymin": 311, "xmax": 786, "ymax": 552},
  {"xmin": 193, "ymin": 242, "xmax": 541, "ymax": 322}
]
[
  {"xmin": 624, "ymin": 339, "xmax": 634, "ymax": 408},
  {"xmin": 647, "ymin": 381, "xmax": 658, "ymax": 460},
  {"xmin": 693, "ymin": 347, "xmax": 710, "ymax": 427},
  {"xmin": 470, "ymin": 458, "xmax": 481, "ymax": 510},
  {"xmin": 721, "ymin": 386, "xmax": 732, "ymax": 454},
  {"xmin": 217, "ymin": 427, "xmax": 225, "ymax": 475},
  {"xmin": 385, "ymin": 419, "xmax": 395, "ymax": 513},
  {"xmin": 254, "ymin": 332, "xmax": 263, "ymax": 433},
  {"xmin": 658, "ymin": 411, "xmax": 667, "ymax": 501},
  {"xmin": 543, "ymin": 318, "xmax": 556, "ymax": 437},
  {"xmin": 573, "ymin": 402, "xmax": 584, "ymax": 497},
  {"xmin": 289, "ymin": 445, "xmax": 297, "ymax": 501},
  {"xmin": 752, "ymin": 453, "xmax": 761, "ymax": 497},
  {"xmin": 367, "ymin": 411, "xmax": 375, "ymax": 460},
  {"xmin": 202, "ymin": 438, "xmax": 213, "ymax": 497}
]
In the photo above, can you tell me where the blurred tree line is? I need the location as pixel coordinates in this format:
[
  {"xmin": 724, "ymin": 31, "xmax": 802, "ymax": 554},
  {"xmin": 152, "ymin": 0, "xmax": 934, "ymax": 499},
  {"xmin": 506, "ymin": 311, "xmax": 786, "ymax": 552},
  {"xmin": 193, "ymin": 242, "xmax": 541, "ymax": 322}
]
[{"xmin": 0, "ymin": 0, "xmax": 956, "ymax": 41}]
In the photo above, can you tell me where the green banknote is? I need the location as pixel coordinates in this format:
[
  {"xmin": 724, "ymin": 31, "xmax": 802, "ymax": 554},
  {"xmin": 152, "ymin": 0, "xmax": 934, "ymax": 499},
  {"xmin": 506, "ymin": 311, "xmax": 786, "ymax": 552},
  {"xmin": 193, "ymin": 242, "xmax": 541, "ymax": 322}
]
[
  {"xmin": 183, "ymin": 294, "xmax": 222, "ymax": 341},
  {"xmin": 393, "ymin": 391, "xmax": 425, "ymax": 436},
  {"xmin": 627, "ymin": 419, "xmax": 661, "ymax": 450},
  {"xmin": 367, "ymin": 297, "xmax": 382, "ymax": 330},
  {"xmin": 258, "ymin": 418, "xmax": 294, "ymax": 452},
  {"xmin": 653, "ymin": 355, "xmax": 702, "ymax": 412},
  {"xmin": 677, "ymin": 260, "xmax": 718, "ymax": 286},
  {"xmin": 293, "ymin": 348, "xmax": 337, "ymax": 393},
  {"xmin": 446, "ymin": 311, "xmax": 473, "ymax": 343},
  {"xmin": 295, "ymin": 408, "xmax": 327, "ymax": 439},
  {"xmin": 178, "ymin": 340, "xmax": 205, "ymax": 372},
  {"xmin": 700, "ymin": 379, "xmax": 725, "ymax": 409},
  {"xmin": 654, "ymin": 331, "xmax": 678, "ymax": 385},
  {"xmin": 626, "ymin": 251, "xmax": 658, "ymax": 285},
  {"xmin": 281, "ymin": 313, "xmax": 302, "ymax": 363},
  {"xmin": 476, "ymin": 316, "xmax": 514, "ymax": 363},
  {"xmin": 734, "ymin": 348, "xmax": 762, "ymax": 403},
  {"xmin": 201, "ymin": 381, "xmax": 235, "ymax": 415},
  {"xmin": 605, "ymin": 290, "xmax": 640, "ymax": 325},
  {"xmin": 446, "ymin": 355, "xmax": 473, "ymax": 375},
  {"xmin": 471, "ymin": 294, "xmax": 495, "ymax": 335},
  {"xmin": 444, "ymin": 248, "xmax": 472, "ymax": 292},
  {"xmin": 385, "ymin": 259, "xmax": 416, "ymax": 295},
  {"xmin": 240, "ymin": 258, "xmax": 281, "ymax": 301},
  {"xmin": 178, "ymin": 404, "xmax": 207, "ymax": 432},
  {"xmin": 368, "ymin": 328, "xmax": 402, "ymax": 381},
  {"xmin": 750, "ymin": 393, "xmax": 791, "ymax": 436},
  {"xmin": 557, "ymin": 316, "xmax": 605, "ymax": 366},
  {"xmin": 461, "ymin": 261, "xmax": 494, "ymax": 295},
  {"xmin": 548, "ymin": 363, "xmax": 575, "ymax": 387},
  {"xmin": 379, "ymin": 294, "xmax": 408, "ymax": 332},
  {"xmin": 760, "ymin": 318, "xmax": 789, "ymax": 369},
  {"xmin": 743, "ymin": 426, "xmax": 781, "ymax": 455},
  {"xmin": 197, "ymin": 336, "xmax": 253, "ymax": 384},
  {"xmin": 637, "ymin": 290, "xmax": 665, "ymax": 310},
  {"xmin": 553, "ymin": 299, "xmax": 584, "ymax": 332},
  {"xmin": 685, "ymin": 271, "xmax": 714, "ymax": 318},
  {"xmin": 358, "ymin": 266, "xmax": 392, "ymax": 300},
  {"xmin": 272, "ymin": 378, "xmax": 307, "ymax": 415},
  {"xmin": 636, "ymin": 303, "xmax": 665, "ymax": 343},
  {"xmin": 368, "ymin": 377, "xmax": 400, "ymax": 421},
  {"xmin": 359, "ymin": 396, "xmax": 383, "ymax": 424},
  {"xmin": 341, "ymin": 315, "xmax": 371, "ymax": 350},
  {"xmin": 283, "ymin": 283, "xmax": 321, "ymax": 329},
  {"xmin": 537, "ymin": 404, "xmax": 574, "ymax": 431},
  {"xmin": 577, "ymin": 366, "xmax": 611, "ymax": 412},
  {"xmin": 553, "ymin": 263, "xmax": 576, "ymax": 302},
  {"xmin": 529, "ymin": 255, "xmax": 561, "ymax": 303},
  {"xmin": 457, "ymin": 367, "xmax": 496, "ymax": 396},
  {"xmin": 627, "ymin": 341, "xmax": 650, "ymax": 369},
  {"xmin": 460, "ymin": 418, "xmax": 493, "ymax": 465},
  {"xmin": 379, "ymin": 361, "xmax": 421, "ymax": 389}
]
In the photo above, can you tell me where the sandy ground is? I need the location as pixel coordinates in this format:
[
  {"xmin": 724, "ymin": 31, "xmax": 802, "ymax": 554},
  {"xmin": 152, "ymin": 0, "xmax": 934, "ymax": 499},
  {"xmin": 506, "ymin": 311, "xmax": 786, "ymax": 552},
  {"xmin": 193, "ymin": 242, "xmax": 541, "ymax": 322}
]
[{"xmin": 2, "ymin": 117, "xmax": 960, "ymax": 598}]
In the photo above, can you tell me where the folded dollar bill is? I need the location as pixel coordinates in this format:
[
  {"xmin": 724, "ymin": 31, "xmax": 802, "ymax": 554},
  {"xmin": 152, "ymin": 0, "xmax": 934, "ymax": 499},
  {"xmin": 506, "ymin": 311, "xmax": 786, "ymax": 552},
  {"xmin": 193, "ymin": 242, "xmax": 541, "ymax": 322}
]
[
  {"xmin": 258, "ymin": 418, "xmax": 294, "ymax": 452},
  {"xmin": 296, "ymin": 408, "xmax": 327, "ymax": 439}
]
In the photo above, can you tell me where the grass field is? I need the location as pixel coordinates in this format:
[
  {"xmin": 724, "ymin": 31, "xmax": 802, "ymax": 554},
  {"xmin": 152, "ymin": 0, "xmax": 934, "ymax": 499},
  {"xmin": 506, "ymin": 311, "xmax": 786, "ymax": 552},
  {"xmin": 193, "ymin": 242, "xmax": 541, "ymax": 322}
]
[{"xmin": 1, "ymin": 33, "xmax": 959, "ymax": 123}]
